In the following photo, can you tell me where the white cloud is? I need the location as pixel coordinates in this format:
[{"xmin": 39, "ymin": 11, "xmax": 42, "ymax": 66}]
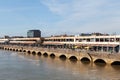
[
  {"xmin": 41, "ymin": 0, "xmax": 70, "ymax": 16},
  {"xmin": 41, "ymin": 0, "xmax": 120, "ymax": 34}
]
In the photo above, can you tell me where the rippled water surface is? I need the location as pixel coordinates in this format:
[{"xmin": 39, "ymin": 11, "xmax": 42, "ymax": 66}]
[{"xmin": 0, "ymin": 50, "xmax": 120, "ymax": 80}]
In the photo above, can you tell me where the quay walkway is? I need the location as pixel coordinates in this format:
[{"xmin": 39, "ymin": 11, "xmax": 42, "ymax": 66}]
[{"xmin": 0, "ymin": 44, "xmax": 120, "ymax": 65}]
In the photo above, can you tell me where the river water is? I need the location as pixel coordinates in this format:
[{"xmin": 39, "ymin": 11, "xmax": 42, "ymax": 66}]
[{"xmin": 0, "ymin": 50, "xmax": 120, "ymax": 80}]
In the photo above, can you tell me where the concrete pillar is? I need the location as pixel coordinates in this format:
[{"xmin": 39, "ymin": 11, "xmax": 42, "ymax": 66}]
[{"xmin": 74, "ymin": 37, "xmax": 76, "ymax": 43}]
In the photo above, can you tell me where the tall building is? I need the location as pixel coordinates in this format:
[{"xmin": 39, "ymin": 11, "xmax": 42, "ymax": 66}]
[{"xmin": 27, "ymin": 30, "xmax": 41, "ymax": 38}]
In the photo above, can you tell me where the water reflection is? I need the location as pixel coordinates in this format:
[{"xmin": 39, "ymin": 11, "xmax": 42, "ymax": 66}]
[
  {"xmin": 18, "ymin": 52, "xmax": 120, "ymax": 80},
  {"xmin": 1, "ymin": 51, "xmax": 120, "ymax": 80}
]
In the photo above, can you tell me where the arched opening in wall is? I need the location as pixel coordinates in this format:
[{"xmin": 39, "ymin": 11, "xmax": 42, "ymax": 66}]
[
  {"xmin": 19, "ymin": 50, "xmax": 22, "ymax": 52},
  {"xmin": 50, "ymin": 53, "xmax": 55, "ymax": 59},
  {"xmin": 37, "ymin": 52, "xmax": 41, "ymax": 56},
  {"xmin": 59, "ymin": 55, "xmax": 67, "ymax": 61},
  {"xmin": 7, "ymin": 48, "xmax": 9, "ymax": 50},
  {"xmin": 10, "ymin": 49, "xmax": 12, "ymax": 51},
  {"xmin": 27, "ymin": 51, "xmax": 31, "ymax": 54},
  {"xmin": 16, "ymin": 49, "xmax": 18, "ymax": 52},
  {"xmin": 81, "ymin": 57, "xmax": 90, "ymax": 64},
  {"xmin": 43, "ymin": 52, "xmax": 48, "ymax": 57},
  {"xmin": 23, "ymin": 50, "xmax": 26, "ymax": 52},
  {"xmin": 2, "ymin": 47, "xmax": 4, "ymax": 49},
  {"xmin": 111, "ymin": 61, "xmax": 120, "ymax": 65},
  {"xmin": 69, "ymin": 56, "xmax": 77, "ymax": 62},
  {"xmin": 4, "ymin": 48, "xmax": 7, "ymax": 50},
  {"xmin": 94, "ymin": 59, "xmax": 106, "ymax": 66},
  {"xmin": 13, "ymin": 49, "xmax": 15, "ymax": 51},
  {"xmin": 32, "ymin": 51, "xmax": 36, "ymax": 55},
  {"xmin": 0, "ymin": 47, "xmax": 3, "ymax": 49}
]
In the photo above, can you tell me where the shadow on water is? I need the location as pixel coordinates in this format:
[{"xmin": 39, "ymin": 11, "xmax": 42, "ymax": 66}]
[
  {"xmin": 69, "ymin": 60, "xmax": 77, "ymax": 64},
  {"xmin": 94, "ymin": 59, "xmax": 106, "ymax": 67},
  {"xmin": 111, "ymin": 65, "xmax": 120, "ymax": 71},
  {"xmin": 37, "ymin": 52, "xmax": 42, "ymax": 56},
  {"xmin": 59, "ymin": 55, "xmax": 67, "ymax": 61},
  {"xmin": 69, "ymin": 56, "xmax": 78, "ymax": 63},
  {"xmin": 50, "ymin": 54, "xmax": 56, "ymax": 59},
  {"xmin": 111, "ymin": 61, "xmax": 120, "ymax": 65},
  {"xmin": 81, "ymin": 57, "xmax": 90, "ymax": 65},
  {"xmin": 43, "ymin": 53, "xmax": 48, "ymax": 57},
  {"xmin": 111, "ymin": 61, "xmax": 120, "ymax": 70}
]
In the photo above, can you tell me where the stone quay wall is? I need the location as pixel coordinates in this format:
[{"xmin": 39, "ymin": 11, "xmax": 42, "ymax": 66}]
[{"xmin": 0, "ymin": 44, "xmax": 120, "ymax": 65}]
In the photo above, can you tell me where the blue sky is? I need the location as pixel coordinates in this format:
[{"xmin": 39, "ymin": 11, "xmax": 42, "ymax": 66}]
[{"xmin": 0, "ymin": 0, "xmax": 120, "ymax": 37}]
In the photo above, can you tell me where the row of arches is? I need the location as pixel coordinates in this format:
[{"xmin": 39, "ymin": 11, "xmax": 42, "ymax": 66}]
[
  {"xmin": 28, "ymin": 51, "xmax": 90, "ymax": 62},
  {"xmin": 1, "ymin": 47, "xmax": 120, "ymax": 65},
  {"xmin": 25, "ymin": 50, "xmax": 120, "ymax": 65}
]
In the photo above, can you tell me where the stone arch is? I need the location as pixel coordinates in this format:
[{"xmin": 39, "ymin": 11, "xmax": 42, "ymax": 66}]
[
  {"xmin": 37, "ymin": 52, "xmax": 42, "ymax": 56},
  {"xmin": 13, "ymin": 49, "xmax": 15, "ymax": 51},
  {"xmin": 111, "ymin": 61, "xmax": 120, "ymax": 65},
  {"xmin": 32, "ymin": 51, "xmax": 36, "ymax": 55},
  {"xmin": 81, "ymin": 57, "xmax": 91, "ymax": 62},
  {"xmin": 2, "ymin": 47, "xmax": 4, "ymax": 49},
  {"xmin": 27, "ymin": 51, "xmax": 31, "ymax": 54},
  {"xmin": 59, "ymin": 54, "xmax": 67, "ymax": 60},
  {"xmin": 16, "ymin": 49, "xmax": 18, "ymax": 52},
  {"xmin": 94, "ymin": 59, "xmax": 106, "ymax": 64},
  {"xmin": 43, "ymin": 52, "xmax": 48, "ymax": 57},
  {"xmin": 7, "ymin": 48, "xmax": 10, "ymax": 50},
  {"xmin": 19, "ymin": 50, "xmax": 22, "ymax": 52},
  {"xmin": 0, "ymin": 47, "xmax": 4, "ymax": 49},
  {"xmin": 50, "ymin": 53, "xmax": 56, "ymax": 58},
  {"xmin": 10, "ymin": 48, "xmax": 12, "ymax": 51},
  {"xmin": 69, "ymin": 56, "xmax": 78, "ymax": 61},
  {"xmin": 23, "ymin": 50, "xmax": 26, "ymax": 52},
  {"xmin": 4, "ymin": 48, "xmax": 7, "ymax": 50}
]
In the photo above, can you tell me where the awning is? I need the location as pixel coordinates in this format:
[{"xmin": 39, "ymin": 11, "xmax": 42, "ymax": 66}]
[{"xmin": 76, "ymin": 44, "xmax": 118, "ymax": 47}]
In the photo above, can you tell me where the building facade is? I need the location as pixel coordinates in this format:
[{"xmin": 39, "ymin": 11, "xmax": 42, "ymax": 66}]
[
  {"xmin": 43, "ymin": 35, "xmax": 120, "ymax": 53},
  {"xmin": 27, "ymin": 30, "xmax": 41, "ymax": 38}
]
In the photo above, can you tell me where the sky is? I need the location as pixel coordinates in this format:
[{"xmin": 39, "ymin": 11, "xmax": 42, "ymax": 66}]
[{"xmin": 0, "ymin": 0, "xmax": 120, "ymax": 37}]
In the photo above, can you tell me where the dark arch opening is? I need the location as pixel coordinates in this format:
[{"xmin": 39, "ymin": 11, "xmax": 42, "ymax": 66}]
[
  {"xmin": 111, "ymin": 61, "xmax": 120, "ymax": 65},
  {"xmin": 32, "ymin": 51, "xmax": 36, "ymax": 55},
  {"xmin": 2, "ymin": 47, "xmax": 4, "ymax": 49},
  {"xmin": 94, "ymin": 59, "xmax": 106, "ymax": 66},
  {"xmin": 13, "ymin": 49, "xmax": 15, "ymax": 51},
  {"xmin": 19, "ymin": 50, "xmax": 22, "ymax": 52},
  {"xmin": 43, "ymin": 53, "xmax": 48, "ymax": 57},
  {"xmin": 69, "ymin": 56, "xmax": 77, "ymax": 62},
  {"xmin": 0, "ymin": 47, "xmax": 4, "ymax": 49},
  {"xmin": 8, "ymin": 48, "xmax": 9, "ymax": 50},
  {"xmin": 81, "ymin": 57, "xmax": 90, "ymax": 64},
  {"xmin": 59, "ymin": 55, "xmax": 67, "ymax": 60},
  {"xmin": 4, "ymin": 48, "xmax": 7, "ymax": 50},
  {"xmin": 10, "ymin": 49, "xmax": 12, "ymax": 51},
  {"xmin": 23, "ymin": 50, "xmax": 26, "ymax": 52},
  {"xmin": 37, "ymin": 52, "xmax": 41, "ymax": 56},
  {"xmin": 16, "ymin": 49, "xmax": 18, "ymax": 52},
  {"xmin": 27, "ymin": 51, "xmax": 31, "ymax": 54},
  {"xmin": 50, "ymin": 53, "xmax": 55, "ymax": 59}
]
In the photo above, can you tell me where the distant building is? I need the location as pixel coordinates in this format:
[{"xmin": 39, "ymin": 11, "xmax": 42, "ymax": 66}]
[
  {"xmin": 4, "ymin": 35, "xmax": 10, "ymax": 38},
  {"xmin": 27, "ymin": 30, "xmax": 41, "ymax": 38}
]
